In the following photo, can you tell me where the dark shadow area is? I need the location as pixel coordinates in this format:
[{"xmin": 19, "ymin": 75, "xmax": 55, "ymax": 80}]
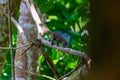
[{"xmin": 88, "ymin": 0, "xmax": 120, "ymax": 80}]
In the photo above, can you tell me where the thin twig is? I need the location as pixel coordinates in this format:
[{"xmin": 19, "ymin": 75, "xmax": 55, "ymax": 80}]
[
  {"xmin": 0, "ymin": 42, "xmax": 34, "ymax": 50},
  {"xmin": 20, "ymin": 43, "xmax": 34, "ymax": 55},
  {"xmin": 7, "ymin": 0, "xmax": 15, "ymax": 79},
  {"xmin": 58, "ymin": 61, "xmax": 83, "ymax": 80},
  {"xmin": 10, "ymin": 16, "xmax": 27, "ymax": 42},
  {"xmin": 5, "ymin": 14, "xmax": 27, "ymax": 42}
]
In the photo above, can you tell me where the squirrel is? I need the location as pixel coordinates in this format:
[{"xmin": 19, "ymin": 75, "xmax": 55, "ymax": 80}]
[
  {"xmin": 49, "ymin": 31, "xmax": 68, "ymax": 47},
  {"xmin": 40, "ymin": 24, "xmax": 67, "ymax": 47}
]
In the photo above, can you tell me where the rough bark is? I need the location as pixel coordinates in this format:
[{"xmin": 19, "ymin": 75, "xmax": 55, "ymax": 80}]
[{"xmin": 15, "ymin": 0, "xmax": 40, "ymax": 79}]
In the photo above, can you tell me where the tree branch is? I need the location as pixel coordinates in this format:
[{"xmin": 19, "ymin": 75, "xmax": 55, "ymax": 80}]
[
  {"xmin": 37, "ymin": 38, "xmax": 91, "ymax": 66},
  {"xmin": 10, "ymin": 16, "xmax": 27, "ymax": 42},
  {"xmin": 39, "ymin": 46, "xmax": 60, "ymax": 79},
  {"xmin": 5, "ymin": 14, "xmax": 27, "ymax": 42},
  {"xmin": 58, "ymin": 60, "xmax": 83, "ymax": 80},
  {"xmin": 0, "ymin": 43, "xmax": 34, "ymax": 50}
]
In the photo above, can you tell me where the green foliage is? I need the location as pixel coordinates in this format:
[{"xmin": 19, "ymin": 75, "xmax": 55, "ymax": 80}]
[
  {"xmin": 36, "ymin": 0, "xmax": 90, "ymax": 79},
  {"xmin": 1, "ymin": 0, "xmax": 90, "ymax": 80},
  {"xmin": 1, "ymin": 52, "xmax": 12, "ymax": 80},
  {"xmin": 1, "ymin": 25, "xmax": 17, "ymax": 80}
]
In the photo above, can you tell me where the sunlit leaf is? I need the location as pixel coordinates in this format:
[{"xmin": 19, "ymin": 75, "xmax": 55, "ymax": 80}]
[{"xmin": 67, "ymin": 60, "xmax": 78, "ymax": 68}]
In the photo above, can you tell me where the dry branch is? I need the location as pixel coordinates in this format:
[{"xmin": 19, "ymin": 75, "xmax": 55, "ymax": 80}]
[
  {"xmin": 10, "ymin": 16, "xmax": 27, "ymax": 42},
  {"xmin": 38, "ymin": 38, "xmax": 91, "ymax": 66},
  {"xmin": 39, "ymin": 46, "xmax": 60, "ymax": 78}
]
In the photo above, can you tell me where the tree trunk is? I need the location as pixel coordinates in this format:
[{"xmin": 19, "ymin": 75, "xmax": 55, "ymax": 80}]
[{"xmin": 15, "ymin": 0, "xmax": 40, "ymax": 80}]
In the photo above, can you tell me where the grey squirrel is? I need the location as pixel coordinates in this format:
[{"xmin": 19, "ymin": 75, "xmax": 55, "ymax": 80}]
[
  {"xmin": 40, "ymin": 23, "xmax": 68, "ymax": 47},
  {"xmin": 48, "ymin": 31, "xmax": 68, "ymax": 47}
]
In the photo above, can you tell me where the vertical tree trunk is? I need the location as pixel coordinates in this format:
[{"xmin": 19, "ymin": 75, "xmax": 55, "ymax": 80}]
[
  {"xmin": 88, "ymin": 0, "xmax": 120, "ymax": 80},
  {"xmin": 15, "ymin": 0, "xmax": 40, "ymax": 79}
]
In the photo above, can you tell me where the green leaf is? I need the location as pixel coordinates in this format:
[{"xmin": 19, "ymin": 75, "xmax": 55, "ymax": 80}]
[
  {"xmin": 75, "ymin": 0, "xmax": 84, "ymax": 4},
  {"xmin": 67, "ymin": 60, "xmax": 78, "ymax": 68},
  {"xmin": 53, "ymin": 59, "xmax": 59, "ymax": 64},
  {"xmin": 51, "ymin": 49, "xmax": 63, "ymax": 60}
]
